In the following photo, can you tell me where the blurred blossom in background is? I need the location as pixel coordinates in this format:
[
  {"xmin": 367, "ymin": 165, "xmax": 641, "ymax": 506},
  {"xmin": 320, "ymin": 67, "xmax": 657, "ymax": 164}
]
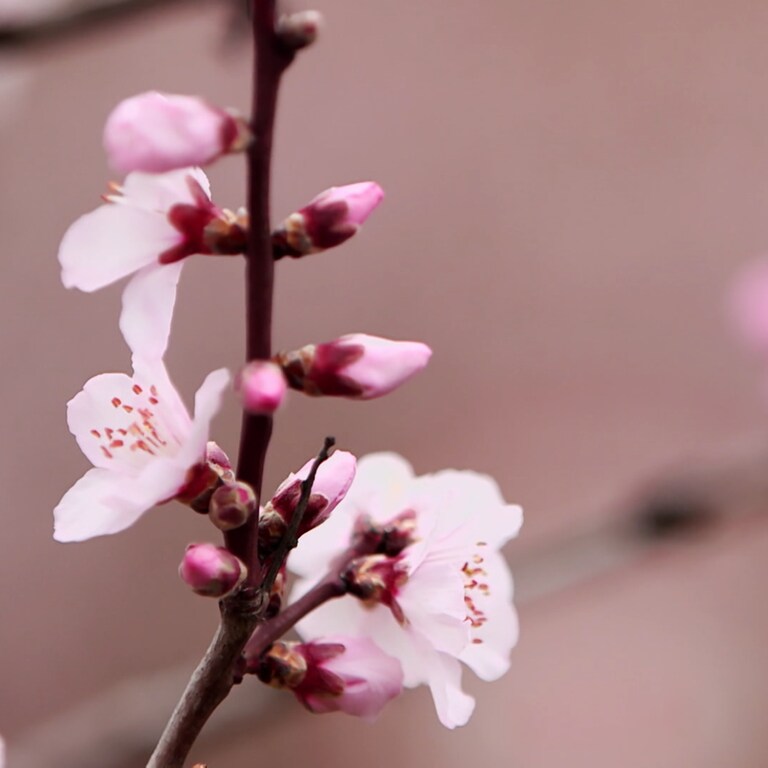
[{"xmin": 4, "ymin": 1, "xmax": 768, "ymax": 767}]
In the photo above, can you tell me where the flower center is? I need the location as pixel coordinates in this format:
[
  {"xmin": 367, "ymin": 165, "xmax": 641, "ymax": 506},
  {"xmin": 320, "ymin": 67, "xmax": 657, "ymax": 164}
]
[{"xmin": 88, "ymin": 382, "xmax": 179, "ymax": 469}]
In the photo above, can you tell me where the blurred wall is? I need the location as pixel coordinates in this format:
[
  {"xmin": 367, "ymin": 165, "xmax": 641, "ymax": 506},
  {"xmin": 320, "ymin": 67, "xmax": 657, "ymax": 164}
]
[{"xmin": 3, "ymin": 0, "xmax": 768, "ymax": 766}]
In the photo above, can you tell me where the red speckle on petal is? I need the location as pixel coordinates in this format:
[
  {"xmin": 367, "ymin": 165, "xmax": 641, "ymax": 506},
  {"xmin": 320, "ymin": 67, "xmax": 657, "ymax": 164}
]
[
  {"xmin": 90, "ymin": 429, "xmax": 100, "ymax": 438},
  {"xmin": 111, "ymin": 397, "xmax": 122, "ymax": 408},
  {"xmin": 133, "ymin": 384, "xmax": 143, "ymax": 395},
  {"xmin": 101, "ymin": 447, "xmax": 114, "ymax": 459}
]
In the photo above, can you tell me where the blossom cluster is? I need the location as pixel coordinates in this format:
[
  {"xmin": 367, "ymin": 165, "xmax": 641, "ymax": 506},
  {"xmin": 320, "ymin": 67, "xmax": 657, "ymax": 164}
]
[{"xmin": 54, "ymin": 89, "xmax": 522, "ymax": 728}]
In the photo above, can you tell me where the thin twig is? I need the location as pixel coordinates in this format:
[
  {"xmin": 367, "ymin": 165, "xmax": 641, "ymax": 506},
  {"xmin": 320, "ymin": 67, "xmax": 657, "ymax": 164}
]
[{"xmin": 260, "ymin": 436, "xmax": 336, "ymax": 591}]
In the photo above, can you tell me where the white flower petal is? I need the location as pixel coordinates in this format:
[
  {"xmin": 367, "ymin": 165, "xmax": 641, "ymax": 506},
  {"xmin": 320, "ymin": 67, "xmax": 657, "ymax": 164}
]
[
  {"xmin": 174, "ymin": 368, "xmax": 230, "ymax": 467},
  {"xmin": 67, "ymin": 371, "xmax": 187, "ymax": 472},
  {"xmin": 120, "ymin": 262, "xmax": 183, "ymax": 362},
  {"xmin": 413, "ymin": 470, "xmax": 523, "ymax": 546},
  {"xmin": 54, "ymin": 468, "xmax": 152, "ymax": 542},
  {"xmin": 118, "ymin": 168, "xmax": 211, "ymax": 212},
  {"xmin": 59, "ymin": 203, "xmax": 177, "ymax": 292},
  {"xmin": 424, "ymin": 651, "xmax": 476, "ymax": 729}
]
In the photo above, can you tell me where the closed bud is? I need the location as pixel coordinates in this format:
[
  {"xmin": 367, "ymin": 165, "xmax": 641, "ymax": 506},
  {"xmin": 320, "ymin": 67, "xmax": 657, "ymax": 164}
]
[
  {"xmin": 259, "ymin": 451, "xmax": 356, "ymax": 556},
  {"xmin": 236, "ymin": 361, "xmax": 287, "ymax": 415},
  {"xmin": 104, "ymin": 91, "xmax": 251, "ymax": 174},
  {"xmin": 176, "ymin": 441, "xmax": 235, "ymax": 513},
  {"xmin": 272, "ymin": 182, "xmax": 384, "ymax": 259},
  {"xmin": 276, "ymin": 10, "xmax": 322, "ymax": 50},
  {"xmin": 209, "ymin": 481, "xmax": 257, "ymax": 531},
  {"xmin": 277, "ymin": 334, "xmax": 432, "ymax": 399},
  {"xmin": 179, "ymin": 543, "xmax": 246, "ymax": 598},
  {"xmin": 251, "ymin": 637, "xmax": 403, "ymax": 720}
]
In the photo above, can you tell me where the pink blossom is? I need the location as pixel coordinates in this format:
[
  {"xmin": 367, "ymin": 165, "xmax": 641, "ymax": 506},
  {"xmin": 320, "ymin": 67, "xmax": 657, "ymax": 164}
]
[
  {"xmin": 104, "ymin": 92, "xmax": 248, "ymax": 175},
  {"xmin": 277, "ymin": 334, "xmax": 432, "ymax": 399},
  {"xmin": 236, "ymin": 361, "xmax": 287, "ymax": 414},
  {"xmin": 179, "ymin": 543, "xmax": 247, "ymax": 597},
  {"xmin": 292, "ymin": 636, "xmax": 403, "ymax": 719},
  {"xmin": 730, "ymin": 256, "xmax": 768, "ymax": 353},
  {"xmin": 272, "ymin": 182, "xmax": 384, "ymax": 258},
  {"xmin": 58, "ymin": 168, "xmax": 246, "ymax": 356},
  {"xmin": 290, "ymin": 453, "xmax": 522, "ymax": 728},
  {"xmin": 53, "ymin": 357, "xmax": 229, "ymax": 542}
]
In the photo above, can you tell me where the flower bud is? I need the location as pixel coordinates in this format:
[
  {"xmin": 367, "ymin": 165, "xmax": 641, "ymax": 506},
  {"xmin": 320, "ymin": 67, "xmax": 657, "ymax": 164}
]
[
  {"xmin": 252, "ymin": 637, "xmax": 403, "ymax": 720},
  {"xmin": 236, "ymin": 361, "xmax": 287, "ymax": 415},
  {"xmin": 259, "ymin": 450, "xmax": 356, "ymax": 555},
  {"xmin": 276, "ymin": 10, "xmax": 322, "ymax": 50},
  {"xmin": 176, "ymin": 441, "xmax": 235, "ymax": 513},
  {"xmin": 104, "ymin": 91, "xmax": 251, "ymax": 174},
  {"xmin": 209, "ymin": 481, "xmax": 257, "ymax": 531},
  {"xmin": 276, "ymin": 334, "xmax": 432, "ymax": 399},
  {"xmin": 272, "ymin": 182, "xmax": 384, "ymax": 259},
  {"xmin": 179, "ymin": 543, "xmax": 246, "ymax": 598}
]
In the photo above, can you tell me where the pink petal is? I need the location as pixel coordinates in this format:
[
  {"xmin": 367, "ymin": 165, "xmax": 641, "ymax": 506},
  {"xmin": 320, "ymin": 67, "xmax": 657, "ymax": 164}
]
[
  {"xmin": 104, "ymin": 92, "xmax": 235, "ymax": 175},
  {"xmin": 59, "ymin": 203, "xmax": 177, "ymax": 292},
  {"xmin": 120, "ymin": 262, "xmax": 183, "ymax": 362},
  {"xmin": 308, "ymin": 635, "xmax": 403, "ymax": 720}
]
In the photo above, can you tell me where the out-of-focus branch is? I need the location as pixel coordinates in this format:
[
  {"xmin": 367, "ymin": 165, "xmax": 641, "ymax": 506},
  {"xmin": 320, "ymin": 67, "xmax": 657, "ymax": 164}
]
[
  {"xmin": 511, "ymin": 433, "xmax": 768, "ymax": 605},
  {"xmin": 0, "ymin": 0, "xmax": 215, "ymax": 49}
]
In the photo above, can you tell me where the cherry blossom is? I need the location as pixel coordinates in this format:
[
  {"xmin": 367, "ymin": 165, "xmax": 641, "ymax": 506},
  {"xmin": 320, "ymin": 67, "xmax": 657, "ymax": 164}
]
[
  {"xmin": 54, "ymin": 266, "xmax": 229, "ymax": 542},
  {"xmin": 53, "ymin": 358, "xmax": 229, "ymax": 542},
  {"xmin": 58, "ymin": 168, "xmax": 246, "ymax": 354},
  {"xmin": 289, "ymin": 453, "xmax": 522, "ymax": 728}
]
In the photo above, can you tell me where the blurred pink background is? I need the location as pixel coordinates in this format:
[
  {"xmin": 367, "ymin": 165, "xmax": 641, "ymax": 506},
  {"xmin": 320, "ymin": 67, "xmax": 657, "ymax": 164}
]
[{"xmin": 3, "ymin": 0, "xmax": 768, "ymax": 765}]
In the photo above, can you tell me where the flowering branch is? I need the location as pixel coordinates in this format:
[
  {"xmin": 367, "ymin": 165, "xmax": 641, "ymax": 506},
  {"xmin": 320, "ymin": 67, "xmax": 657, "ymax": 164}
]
[{"xmin": 226, "ymin": 0, "xmax": 294, "ymax": 585}]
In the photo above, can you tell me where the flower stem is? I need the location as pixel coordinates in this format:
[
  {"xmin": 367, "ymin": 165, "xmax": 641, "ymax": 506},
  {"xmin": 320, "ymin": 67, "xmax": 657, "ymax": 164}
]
[
  {"xmin": 226, "ymin": 0, "xmax": 293, "ymax": 586},
  {"xmin": 147, "ymin": 3, "xmax": 294, "ymax": 764}
]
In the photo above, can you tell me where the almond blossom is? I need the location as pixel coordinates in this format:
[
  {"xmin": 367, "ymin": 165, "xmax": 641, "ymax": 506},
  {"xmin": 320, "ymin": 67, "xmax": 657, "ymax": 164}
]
[
  {"xmin": 289, "ymin": 453, "xmax": 522, "ymax": 728},
  {"xmin": 58, "ymin": 168, "xmax": 246, "ymax": 353},
  {"xmin": 53, "ymin": 260, "xmax": 230, "ymax": 542}
]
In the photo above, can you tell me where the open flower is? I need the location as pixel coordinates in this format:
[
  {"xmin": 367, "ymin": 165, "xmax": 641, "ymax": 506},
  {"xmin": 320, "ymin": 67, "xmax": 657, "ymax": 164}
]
[
  {"xmin": 53, "ymin": 357, "xmax": 229, "ymax": 542},
  {"xmin": 54, "ymin": 258, "xmax": 230, "ymax": 542},
  {"xmin": 58, "ymin": 168, "xmax": 246, "ymax": 355},
  {"xmin": 289, "ymin": 453, "xmax": 522, "ymax": 728}
]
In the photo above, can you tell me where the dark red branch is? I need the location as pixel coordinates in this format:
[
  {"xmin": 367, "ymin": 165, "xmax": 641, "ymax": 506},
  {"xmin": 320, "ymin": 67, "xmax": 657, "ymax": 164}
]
[{"xmin": 226, "ymin": 0, "xmax": 294, "ymax": 586}]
